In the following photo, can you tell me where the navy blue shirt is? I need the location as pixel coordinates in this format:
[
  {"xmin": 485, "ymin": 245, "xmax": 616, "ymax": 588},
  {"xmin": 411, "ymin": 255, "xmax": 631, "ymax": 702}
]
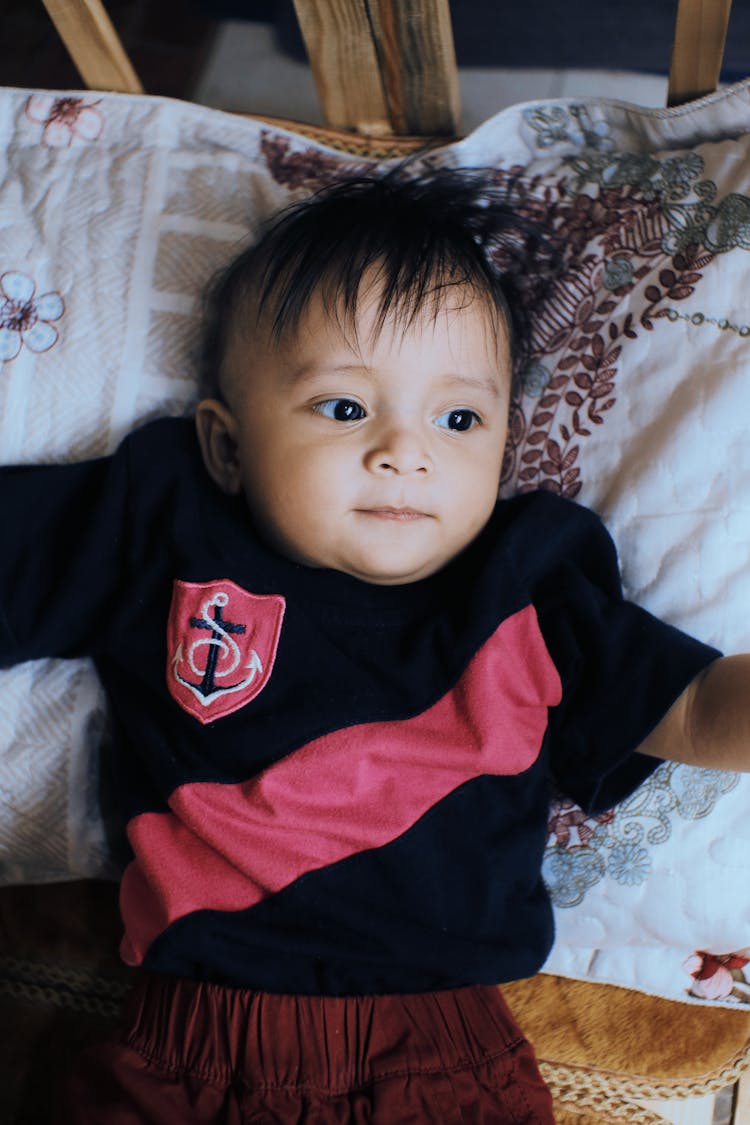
[{"xmin": 0, "ymin": 418, "xmax": 719, "ymax": 994}]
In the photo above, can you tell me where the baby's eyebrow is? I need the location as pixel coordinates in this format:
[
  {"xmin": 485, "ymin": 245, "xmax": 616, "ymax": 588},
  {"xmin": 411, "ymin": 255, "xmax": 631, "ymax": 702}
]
[
  {"xmin": 286, "ymin": 361, "xmax": 367, "ymax": 385},
  {"xmin": 441, "ymin": 373, "xmax": 503, "ymax": 399},
  {"xmin": 287, "ymin": 365, "xmax": 502, "ymax": 398}
]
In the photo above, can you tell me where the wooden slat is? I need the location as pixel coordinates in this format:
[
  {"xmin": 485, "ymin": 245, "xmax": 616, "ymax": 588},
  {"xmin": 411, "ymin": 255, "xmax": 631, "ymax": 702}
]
[
  {"xmin": 667, "ymin": 0, "xmax": 732, "ymax": 106},
  {"xmin": 291, "ymin": 0, "xmax": 391, "ymax": 135},
  {"xmin": 291, "ymin": 0, "xmax": 460, "ymax": 137},
  {"xmin": 40, "ymin": 0, "xmax": 144, "ymax": 94},
  {"xmin": 367, "ymin": 0, "xmax": 460, "ymax": 136},
  {"xmin": 638, "ymin": 1093, "xmax": 718, "ymax": 1124},
  {"xmin": 734, "ymin": 1071, "xmax": 750, "ymax": 1124}
]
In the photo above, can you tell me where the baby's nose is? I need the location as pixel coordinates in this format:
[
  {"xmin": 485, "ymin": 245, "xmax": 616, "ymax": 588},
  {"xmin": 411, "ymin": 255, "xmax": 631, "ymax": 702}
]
[{"xmin": 364, "ymin": 423, "xmax": 432, "ymax": 475}]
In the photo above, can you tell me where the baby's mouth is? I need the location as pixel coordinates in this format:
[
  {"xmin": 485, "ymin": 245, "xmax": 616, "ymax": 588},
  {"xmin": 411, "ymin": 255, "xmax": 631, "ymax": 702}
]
[{"xmin": 356, "ymin": 507, "xmax": 429, "ymax": 521}]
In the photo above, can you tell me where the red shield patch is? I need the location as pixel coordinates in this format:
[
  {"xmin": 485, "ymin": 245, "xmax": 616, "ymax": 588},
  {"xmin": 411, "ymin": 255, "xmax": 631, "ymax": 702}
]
[{"xmin": 166, "ymin": 579, "xmax": 285, "ymax": 724}]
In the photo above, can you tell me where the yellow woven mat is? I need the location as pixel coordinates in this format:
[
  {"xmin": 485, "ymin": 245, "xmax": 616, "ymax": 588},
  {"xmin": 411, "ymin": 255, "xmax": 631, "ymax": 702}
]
[
  {"xmin": 505, "ymin": 973, "xmax": 750, "ymax": 1123},
  {"xmin": 246, "ymin": 115, "xmax": 437, "ymax": 159}
]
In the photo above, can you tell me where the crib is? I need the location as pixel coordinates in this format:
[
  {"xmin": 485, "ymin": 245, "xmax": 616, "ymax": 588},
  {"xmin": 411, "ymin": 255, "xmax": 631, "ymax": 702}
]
[
  {"xmin": 1, "ymin": 3, "xmax": 750, "ymax": 1123},
  {"xmin": 36, "ymin": 0, "xmax": 735, "ymax": 128}
]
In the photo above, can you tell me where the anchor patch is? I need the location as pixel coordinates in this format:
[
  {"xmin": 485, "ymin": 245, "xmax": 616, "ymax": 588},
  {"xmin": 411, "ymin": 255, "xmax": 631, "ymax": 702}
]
[{"xmin": 166, "ymin": 579, "xmax": 285, "ymax": 724}]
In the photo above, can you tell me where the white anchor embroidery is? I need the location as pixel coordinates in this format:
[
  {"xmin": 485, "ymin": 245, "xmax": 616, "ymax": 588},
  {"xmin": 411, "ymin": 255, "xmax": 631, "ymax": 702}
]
[{"xmin": 172, "ymin": 591, "xmax": 263, "ymax": 708}]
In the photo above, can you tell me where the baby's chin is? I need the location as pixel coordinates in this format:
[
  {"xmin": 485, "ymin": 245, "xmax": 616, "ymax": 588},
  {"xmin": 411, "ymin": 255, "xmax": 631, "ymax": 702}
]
[
  {"xmin": 339, "ymin": 567, "xmax": 441, "ymax": 586},
  {"xmin": 251, "ymin": 516, "xmax": 468, "ymax": 586},
  {"xmin": 274, "ymin": 542, "xmax": 445, "ymax": 586},
  {"xmin": 310, "ymin": 550, "xmax": 452, "ymax": 586}
]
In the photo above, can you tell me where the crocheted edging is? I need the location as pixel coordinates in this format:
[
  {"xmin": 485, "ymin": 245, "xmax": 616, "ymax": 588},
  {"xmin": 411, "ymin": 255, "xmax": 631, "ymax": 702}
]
[
  {"xmin": 0, "ymin": 956, "xmax": 131, "ymax": 1018},
  {"xmin": 542, "ymin": 1042, "xmax": 750, "ymax": 1125}
]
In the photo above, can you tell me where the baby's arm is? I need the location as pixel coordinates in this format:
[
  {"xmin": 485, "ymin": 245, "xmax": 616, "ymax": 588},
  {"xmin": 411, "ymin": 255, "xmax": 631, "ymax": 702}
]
[
  {"xmin": 0, "ymin": 445, "xmax": 130, "ymax": 665},
  {"xmin": 638, "ymin": 655, "xmax": 750, "ymax": 770}
]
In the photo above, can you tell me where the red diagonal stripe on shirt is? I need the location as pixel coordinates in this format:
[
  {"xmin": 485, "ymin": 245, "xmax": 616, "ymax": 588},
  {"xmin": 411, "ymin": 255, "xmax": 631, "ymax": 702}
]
[{"xmin": 120, "ymin": 604, "xmax": 561, "ymax": 964}]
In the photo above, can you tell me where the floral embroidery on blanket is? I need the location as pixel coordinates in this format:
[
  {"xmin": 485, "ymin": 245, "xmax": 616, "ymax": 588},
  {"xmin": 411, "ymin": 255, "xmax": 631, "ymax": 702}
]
[
  {"xmin": 544, "ymin": 764, "xmax": 739, "ymax": 908},
  {"xmin": 260, "ymin": 132, "xmax": 364, "ymax": 190},
  {"xmin": 685, "ymin": 949, "xmax": 750, "ymax": 1003},
  {"xmin": 0, "ymin": 272, "xmax": 64, "ymax": 363},
  {"xmin": 25, "ymin": 94, "xmax": 104, "ymax": 147},
  {"xmin": 662, "ymin": 305, "xmax": 750, "ymax": 338},
  {"xmin": 501, "ymin": 109, "xmax": 750, "ymax": 497}
]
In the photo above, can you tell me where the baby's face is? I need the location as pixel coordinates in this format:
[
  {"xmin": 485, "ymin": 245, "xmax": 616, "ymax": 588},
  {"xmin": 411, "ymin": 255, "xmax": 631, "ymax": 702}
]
[{"xmin": 206, "ymin": 285, "xmax": 511, "ymax": 585}]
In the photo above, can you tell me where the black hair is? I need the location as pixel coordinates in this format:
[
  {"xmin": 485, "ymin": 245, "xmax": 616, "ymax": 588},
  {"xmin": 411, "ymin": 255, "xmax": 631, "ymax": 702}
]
[{"xmin": 199, "ymin": 163, "xmax": 541, "ymax": 400}]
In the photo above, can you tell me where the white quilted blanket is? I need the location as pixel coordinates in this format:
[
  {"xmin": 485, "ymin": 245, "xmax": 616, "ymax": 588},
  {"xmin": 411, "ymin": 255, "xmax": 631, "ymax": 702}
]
[{"xmin": 1, "ymin": 82, "xmax": 749, "ymax": 1007}]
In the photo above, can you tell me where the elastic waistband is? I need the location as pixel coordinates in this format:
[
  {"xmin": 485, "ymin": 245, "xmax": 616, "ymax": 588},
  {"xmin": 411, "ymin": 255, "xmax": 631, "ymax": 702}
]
[{"xmin": 122, "ymin": 975, "xmax": 524, "ymax": 1093}]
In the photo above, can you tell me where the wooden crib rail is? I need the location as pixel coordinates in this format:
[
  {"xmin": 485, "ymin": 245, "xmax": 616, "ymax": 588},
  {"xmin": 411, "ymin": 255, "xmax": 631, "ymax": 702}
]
[
  {"xmin": 290, "ymin": 0, "xmax": 460, "ymax": 136},
  {"xmin": 39, "ymin": 0, "xmax": 143, "ymax": 96},
  {"xmin": 667, "ymin": 0, "xmax": 733, "ymax": 105},
  {"xmin": 39, "ymin": 0, "xmax": 737, "ymax": 133}
]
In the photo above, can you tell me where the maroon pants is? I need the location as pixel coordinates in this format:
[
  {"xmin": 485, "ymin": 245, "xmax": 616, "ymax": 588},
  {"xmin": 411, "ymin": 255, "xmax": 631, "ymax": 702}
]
[{"xmin": 57, "ymin": 973, "xmax": 555, "ymax": 1123}]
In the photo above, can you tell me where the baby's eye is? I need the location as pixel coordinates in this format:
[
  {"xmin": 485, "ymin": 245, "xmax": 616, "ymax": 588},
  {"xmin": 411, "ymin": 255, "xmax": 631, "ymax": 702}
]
[
  {"xmin": 313, "ymin": 398, "xmax": 366, "ymax": 422},
  {"xmin": 435, "ymin": 409, "xmax": 480, "ymax": 432}
]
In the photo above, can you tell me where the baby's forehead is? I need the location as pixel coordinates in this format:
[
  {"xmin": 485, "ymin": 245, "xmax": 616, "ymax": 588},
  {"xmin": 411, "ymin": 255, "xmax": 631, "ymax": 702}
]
[
  {"xmin": 242, "ymin": 268, "xmax": 508, "ymax": 345},
  {"xmin": 203, "ymin": 170, "xmax": 529, "ymax": 403},
  {"xmin": 219, "ymin": 264, "xmax": 512, "ymax": 407},
  {"xmin": 272, "ymin": 296, "xmax": 506, "ymax": 396}
]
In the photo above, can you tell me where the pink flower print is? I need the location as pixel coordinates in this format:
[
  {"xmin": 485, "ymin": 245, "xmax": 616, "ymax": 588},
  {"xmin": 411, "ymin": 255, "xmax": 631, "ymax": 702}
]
[
  {"xmin": 684, "ymin": 950, "xmax": 750, "ymax": 1001},
  {"xmin": 547, "ymin": 798, "xmax": 615, "ymax": 849},
  {"xmin": 0, "ymin": 272, "xmax": 64, "ymax": 362},
  {"xmin": 25, "ymin": 94, "xmax": 104, "ymax": 147}
]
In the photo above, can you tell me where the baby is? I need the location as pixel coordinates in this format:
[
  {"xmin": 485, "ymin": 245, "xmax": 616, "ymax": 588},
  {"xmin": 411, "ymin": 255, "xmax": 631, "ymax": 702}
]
[{"xmin": 2, "ymin": 167, "xmax": 748, "ymax": 1124}]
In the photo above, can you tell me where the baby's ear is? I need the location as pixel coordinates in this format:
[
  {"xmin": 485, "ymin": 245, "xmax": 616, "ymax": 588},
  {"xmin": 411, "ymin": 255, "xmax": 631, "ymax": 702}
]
[{"xmin": 195, "ymin": 399, "xmax": 243, "ymax": 495}]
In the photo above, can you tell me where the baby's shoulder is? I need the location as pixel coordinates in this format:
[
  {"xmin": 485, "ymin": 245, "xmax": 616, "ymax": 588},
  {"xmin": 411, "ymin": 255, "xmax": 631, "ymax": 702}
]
[
  {"xmin": 498, "ymin": 488, "xmax": 605, "ymax": 548},
  {"xmin": 115, "ymin": 414, "xmax": 207, "ymax": 506},
  {"xmin": 492, "ymin": 489, "xmax": 618, "ymax": 590},
  {"xmin": 120, "ymin": 413, "xmax": 197, "ymax": 458}
]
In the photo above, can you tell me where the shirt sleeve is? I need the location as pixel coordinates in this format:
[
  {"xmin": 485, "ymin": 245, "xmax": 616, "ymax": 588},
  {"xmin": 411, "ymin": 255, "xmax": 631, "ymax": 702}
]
[
  {"xmin": 527, "ymin": 493, "xmax": 722, "ymax": 815},
  {"xmin": 0, "ymin": 443, "xmax": 131, "ymax": 664}
]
